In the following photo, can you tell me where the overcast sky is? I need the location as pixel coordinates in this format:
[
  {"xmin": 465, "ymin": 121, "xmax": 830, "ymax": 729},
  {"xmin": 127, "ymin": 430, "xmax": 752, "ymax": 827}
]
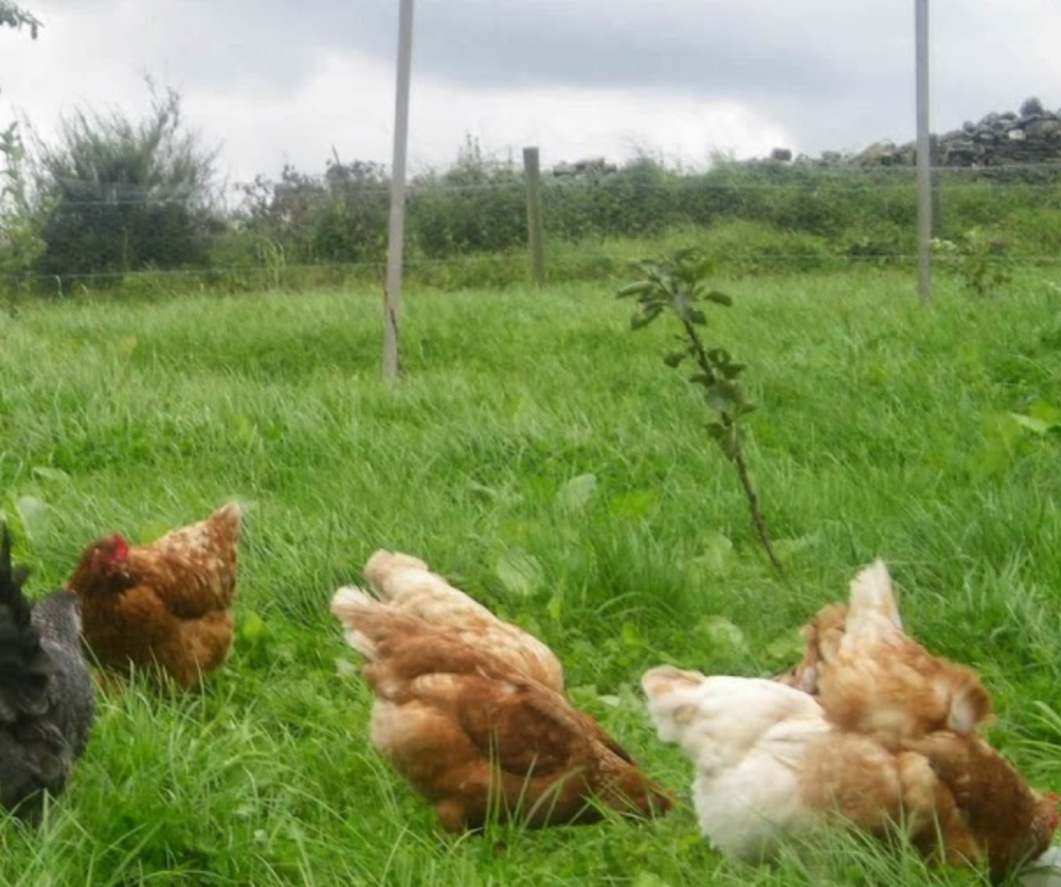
[{"xmin": 1, "ymin": 0, "xmax": 1059, "ymax": 189}]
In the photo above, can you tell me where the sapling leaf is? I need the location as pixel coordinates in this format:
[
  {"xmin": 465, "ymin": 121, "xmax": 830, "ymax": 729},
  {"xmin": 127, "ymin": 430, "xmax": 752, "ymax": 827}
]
[
  {"xmin": 1011, "ymin": 413, "xmax": 1053, "ymax": 437},
  {"xmin": 31, "ymin": 466, "xmax": 70, "ymax": 482},
  {"xmin": 1028, "ymin": 400, "xmax": 1061, "ymax": 426},
  {"xmin": 705, "ymin": 384, "xmax": 738, "ymax": 415},
  {"xmin": 630, "ymin": 305, "xmax": 662, "ymax": 330},
  {"xmin": 616, "ymin": 280, "xmax": 654, "ymax": 299},
  {"xmin": 707, "ymin": 347, "xmax": 732, "ymax": 365},
  {"xmin": 495, "ymin": 550, "xmax": 543, "ymax": 597},
  {"xmin": 14, "ymin": 495, "xmax": 46, "ymax": 540},
  {"xmin": 696, "ymin": 530, "xmax": 734, "ymax": 574}
]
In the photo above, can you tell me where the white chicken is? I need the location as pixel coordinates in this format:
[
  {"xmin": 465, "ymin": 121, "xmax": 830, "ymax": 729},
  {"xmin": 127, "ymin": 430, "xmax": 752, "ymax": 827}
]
[
  {"xmin": 642, "ymin": 664, "xmax": 1057, "ymax": 881},
  {"xmin": 644, "ymin": 668, "xmax": 831, "ymax": 861}
]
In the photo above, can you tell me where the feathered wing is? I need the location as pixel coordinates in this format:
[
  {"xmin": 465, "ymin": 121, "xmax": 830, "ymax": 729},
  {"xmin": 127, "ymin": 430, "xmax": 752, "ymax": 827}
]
[
  {"xmin": 332, "ymin": 589, "xmax": 670, "ymax": 830},
  {"xmin": 815, "ymin": 560, "xmax": 991, "ymax": 740},
  {"xmin": 33, "ymin": 592, "xmax": 95, "ymax": 761},
  {"xmin": 130, "ymin": 502, "xmax": 243, "ymax": 616},
  {"xmin": 643, "ymin": 666, "xmax": 833, "ymax": 861},
  {"xmin": 901, "ymin": 731, "xmax": 1059, "ymax": 881},
  {"xmin": 0, "ymin": 528, "xmax": 94, "ymax": 824},
  {"xmin": 643, "ymin": 666, "xmax": 827, "ymax": 757},
  {"xmin": 331, "ymin": 589, "xmax": 515, "ymax": 685},
  {"xmin": 342, "ymin": 549, "xmax": 563, "ymax": 690},
  {"xmin": 362, "ymin": 551, "xmax": 494, "ymax": 625},
  {"xmin": 385, "ymin": 671, "xmax": 658, "ymax": 829}
]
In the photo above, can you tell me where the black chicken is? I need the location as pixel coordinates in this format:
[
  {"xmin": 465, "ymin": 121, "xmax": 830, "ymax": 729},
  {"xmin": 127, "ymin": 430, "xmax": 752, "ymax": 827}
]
[{"xmin": 0, "ymin": 526, "xmax": 95, "ymax": 823}]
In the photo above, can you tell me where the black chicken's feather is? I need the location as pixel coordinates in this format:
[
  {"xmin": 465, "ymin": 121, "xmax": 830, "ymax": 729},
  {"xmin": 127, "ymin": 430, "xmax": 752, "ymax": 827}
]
[{"xmin": 0, "ymin": 525, "xmax": 95, "ymax": 823}]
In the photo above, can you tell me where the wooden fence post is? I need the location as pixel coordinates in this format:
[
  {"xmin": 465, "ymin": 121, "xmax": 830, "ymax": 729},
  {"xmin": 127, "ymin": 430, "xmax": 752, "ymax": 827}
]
[{"xmin": 523, "ymin": 146, "xmax": 546, "ymax": 287}]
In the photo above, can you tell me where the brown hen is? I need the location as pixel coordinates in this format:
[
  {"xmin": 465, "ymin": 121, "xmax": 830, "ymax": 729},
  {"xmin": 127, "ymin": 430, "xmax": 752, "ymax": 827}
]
[
  {"xmin": 902, "ymin": 730, "xmax": 1060, "ymax": 882},
  {"xmin": 331, "ymin": 587, "xmax": 672, "ymax": 831},
  {"xmin": 779, "ymin": 560, "xmax": 992, "ymax": 741},
  {"xmin": 775, "ymin": 602, "xmax": 846, "ymax": 694},
  {"xmin": 68, "ymin": 502, "xmax": 242, "ymax": 689}
]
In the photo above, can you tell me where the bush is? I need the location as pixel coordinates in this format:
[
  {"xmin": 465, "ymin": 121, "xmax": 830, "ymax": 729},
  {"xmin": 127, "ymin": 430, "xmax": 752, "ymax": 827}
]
[
  {"xmin": 12, "ymin": 118, "xmax": 1061, "ymax": 298},
  {"xmin": 407, "ymin": 137, "xmax": 526, "ymax": 257},
  {"xmin": 0, "ymin": 122, "xmax": 46, "ymax": 297},
  {"xmin": 237, "ymin": 156, "xmax": 389, "ymax": 267},
  {"xmin": 31, "ymin": 82, "xmax": 220, "ymax": 283}
]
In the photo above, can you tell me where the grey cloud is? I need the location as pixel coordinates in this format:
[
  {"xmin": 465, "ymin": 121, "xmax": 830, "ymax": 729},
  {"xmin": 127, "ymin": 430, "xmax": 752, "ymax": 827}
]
[
  {"xmin": 58, "ymin": 0, "xmax": 912, "ymax": 102},
  {"xmin": 18, "ymin": 0, "xmax": 1061, "ymax": 168}
]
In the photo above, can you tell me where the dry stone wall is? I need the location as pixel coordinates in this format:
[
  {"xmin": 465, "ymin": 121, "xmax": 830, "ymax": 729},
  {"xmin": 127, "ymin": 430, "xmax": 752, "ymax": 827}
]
[{"xmin": 811, "ymin": 98, "xmax": 1061, "ymax": 170}]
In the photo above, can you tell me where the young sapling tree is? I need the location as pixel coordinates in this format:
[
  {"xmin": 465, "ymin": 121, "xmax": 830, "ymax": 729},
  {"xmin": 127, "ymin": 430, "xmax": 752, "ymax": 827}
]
[{"xmin": 618, "ymin": 248, "xmax": 784, "ymax": 574}]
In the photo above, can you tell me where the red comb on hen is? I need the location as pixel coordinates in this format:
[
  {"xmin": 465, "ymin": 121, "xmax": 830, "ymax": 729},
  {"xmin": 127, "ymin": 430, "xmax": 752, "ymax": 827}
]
[{"xmin": 110, "ymin": 535, "xmax": 130, "ymax": 563}]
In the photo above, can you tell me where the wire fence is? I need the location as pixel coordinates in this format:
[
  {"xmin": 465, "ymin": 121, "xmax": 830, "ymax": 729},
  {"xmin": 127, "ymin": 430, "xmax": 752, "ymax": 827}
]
[{"xmin": 3, "ymin": 158, "xmax": 1061, "ymax": 295}]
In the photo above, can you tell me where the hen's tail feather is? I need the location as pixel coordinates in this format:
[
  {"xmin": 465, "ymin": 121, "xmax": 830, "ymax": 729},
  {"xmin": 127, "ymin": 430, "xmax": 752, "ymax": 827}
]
[
  {"xmin": 0, "ymin": 526, "xmax": 53, "ymax": 721},
  {"xmin": 947, "ymin": 669, "xmax": 993, "ymax": 734},
  {"xmin": 331, "ymin": 586, "xmax": 385, "ymax": 658},
  {"xmin": 211, "ymin": 501, "xmax": 243, "ymax": 534},
  {"xmin": 216, "ymin": 501, "xmax": 243, "ymax": 520},
  {"xmin": 846, "ymin": 558, "xmax": 903, "ymax": 637},
  {"xmin": 641, "ymin": 665, "xmax": 709, "ymax": 743},
  {"xmin": 363, "ymin": 550, "xmax": 430, "ymax": 602},
  {"xmin": 208, "ymin": 501, "xmax": 243, "ymax": 544},
  {"xmin": 845, "ymin": 559, "xmax": 992, "ymax": 735}
]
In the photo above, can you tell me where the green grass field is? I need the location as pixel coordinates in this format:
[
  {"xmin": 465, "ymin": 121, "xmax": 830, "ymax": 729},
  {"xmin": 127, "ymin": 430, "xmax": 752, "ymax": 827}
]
[{"xmin": 1, "ymin": 267, "xmax": 1060, "ymax": 885}]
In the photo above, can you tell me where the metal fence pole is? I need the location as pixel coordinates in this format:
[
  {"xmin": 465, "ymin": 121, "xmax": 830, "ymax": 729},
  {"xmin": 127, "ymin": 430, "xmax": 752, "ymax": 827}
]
[
  {"xmin": 383, "ymin": 0, "xmax": 415, "ymax": 381},
  {"xmin": 915, "ymin": 0, "xmax": 932, "ymax": 304}
]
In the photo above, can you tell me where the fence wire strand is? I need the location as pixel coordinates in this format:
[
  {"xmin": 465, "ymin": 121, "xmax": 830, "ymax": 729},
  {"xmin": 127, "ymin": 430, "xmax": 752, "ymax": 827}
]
[{"xmin": 3, "ymin": 162, "xmax": 1060, "ymax": 291}]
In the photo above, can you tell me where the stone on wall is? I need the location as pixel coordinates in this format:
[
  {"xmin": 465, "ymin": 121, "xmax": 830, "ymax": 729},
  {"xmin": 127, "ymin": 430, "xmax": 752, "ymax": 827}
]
[{"xmin": 787, "ymin": 99, "xmax": 1061, "ymax": 171}]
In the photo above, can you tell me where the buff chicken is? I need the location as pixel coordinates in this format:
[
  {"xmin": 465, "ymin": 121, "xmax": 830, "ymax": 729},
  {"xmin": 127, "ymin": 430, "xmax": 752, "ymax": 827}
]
[
  {"xmin": 779, "ymin": 559, "xmax": 992, "ymax": 742},
  {"xmin": 331, "ymin": 581, "xmax": 671, "ymax": 831}
]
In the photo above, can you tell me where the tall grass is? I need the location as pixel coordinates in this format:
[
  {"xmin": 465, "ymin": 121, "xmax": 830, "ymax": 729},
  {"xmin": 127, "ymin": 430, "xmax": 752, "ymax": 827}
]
[{"xmin": 0, "ymin": 266, "xmax": 1059, "ymax": 884}]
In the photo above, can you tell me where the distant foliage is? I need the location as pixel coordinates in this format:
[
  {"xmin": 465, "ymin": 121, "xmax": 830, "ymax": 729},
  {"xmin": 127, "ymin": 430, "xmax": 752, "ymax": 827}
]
[
  {"xmin": 408, "ymin": 136, "xmax": 526, "ymax": 257},
  {"xmin": 547, "ymin": 155, "xmax": 676, "ymax": 242},
  {"xmin": 31, "ymin": 82, "xmax": 220, "ymax": 281},
  {"xmin": 0, "ymin": 123, "xmax": 46, "ymax": 297},
  {"xmin": 0, "ymin": 1, "xmax": 41, "ymax": 102},
  {"xmin": 237, "ymin": 154, "xmax": 389, "ymax": 267},
  {"xmin": 4, "ymin": 116, "xmax": 1061, "ymax": 295}
]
